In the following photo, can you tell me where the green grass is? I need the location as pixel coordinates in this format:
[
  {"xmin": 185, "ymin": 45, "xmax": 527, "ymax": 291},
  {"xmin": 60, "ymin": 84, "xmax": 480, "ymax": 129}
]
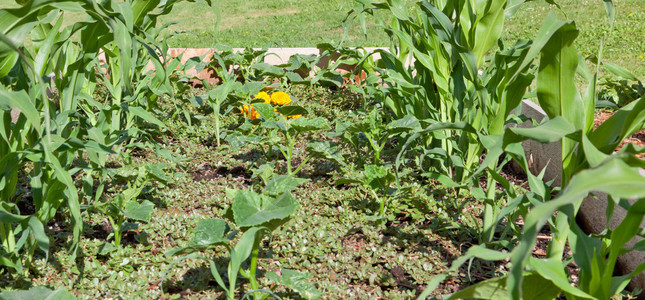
[
  {"xmin": 1, "ymin": 0, "xmax": 642, "ymax": 77},
  {"xmin": 157, "ymin": 0, "xmax": 390, "ymax": 48},
  {"xmin": 504, "ymin": 0, "xmax": 645, "ymax": 79}
]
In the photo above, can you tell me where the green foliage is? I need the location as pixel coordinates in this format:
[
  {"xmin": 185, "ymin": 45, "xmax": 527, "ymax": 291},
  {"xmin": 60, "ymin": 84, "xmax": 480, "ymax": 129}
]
[
  {"xmin": 165, "ymin": 175, "xmax": 313, "ymax": 299},
  {"xmin": 0, "ymin": 286, "xmax": 75, "ymax": 300},
  {"xmin": 0, "ymin": 0, "xmax": 206, "ymax": 274}
]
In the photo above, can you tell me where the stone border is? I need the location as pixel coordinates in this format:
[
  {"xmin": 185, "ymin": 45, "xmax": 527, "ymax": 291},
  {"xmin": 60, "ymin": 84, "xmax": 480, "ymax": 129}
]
[
  {"xmin": 516, "ymin": 99, "xmax": 645, "ymax": 289},
  {"xmin": 98, "ymin": 47, "xmax": 389, "ymax": 85}
]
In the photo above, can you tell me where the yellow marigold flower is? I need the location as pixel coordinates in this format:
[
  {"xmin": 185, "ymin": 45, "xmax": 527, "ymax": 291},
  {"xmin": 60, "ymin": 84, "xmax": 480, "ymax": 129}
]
[
  {"xmin": 289, "ymin": 114, "xmax": 302, "ymax": 119},
  {"xmin": 250, "ymin": 109, "xmax": 259, "ymax": 120},
  {"xmin": 240, "ymin": 104, "xmax": 259, "ymax": 120},
  {"xmin": 254, "ymin": 91, "xmax": 271, "ymax": 103},
  {"xmin": 271, "ymin": 91, "xmax": 291, "ymax": 105}
]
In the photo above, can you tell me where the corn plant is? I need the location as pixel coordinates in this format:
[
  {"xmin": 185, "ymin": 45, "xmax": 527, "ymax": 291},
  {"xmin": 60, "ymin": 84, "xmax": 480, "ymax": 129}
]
[
  {"xmin": 345, "ymin": 0, "xmax": 528, "ymax": 179},
  {"xmin": 422, "ymin": 1, "xmax": 645, "ymax": 297},
  {"xmin": 0, "ymin": 0, "xmax": 208, "ymax": 272},
  {"xmin": 164, "ymin": 175, "xmax": 320, "ymax": 299}
]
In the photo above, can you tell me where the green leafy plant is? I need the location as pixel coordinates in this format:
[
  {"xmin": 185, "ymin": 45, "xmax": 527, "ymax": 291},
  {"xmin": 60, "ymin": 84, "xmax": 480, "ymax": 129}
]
[
  {"xmin": 337, "ymin": 164, "xmax": 396, "ymax": 219},
  {"xmin": 422, "ymin": 1, "xmax": 645, "ymax": 297},
  {"xmin": 228, "ymin": 99, "xmax": 330, "ymax": 176},
  {"xmin": 329, "ymin": 109, "xmax": 421, "ymax": 167},
  {"xmin": 90, "ymin": 164, "xmax": 168, "ymax": 247},
  {"xmin": 164, "ymin": 175, "xmax": 317, "ymax": 299},
  {"xmin": 0, "ymin": 0, "xmax": 209, "ymax": 267}
]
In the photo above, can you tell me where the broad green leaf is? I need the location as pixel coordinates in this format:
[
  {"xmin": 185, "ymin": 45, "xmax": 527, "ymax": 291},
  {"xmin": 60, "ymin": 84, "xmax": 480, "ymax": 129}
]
[
  {"xmin": 262, "ymin": 175, "xmax": 307, "ymax": 198},
  {"xmin": 251, "ymin": 62, "xmax": 285, "ymax": 77},
  {"xmin": 509, "ymin": 158, "xmax": 645, "ymax": 299},
  {"xmin": 505, "ymin": 0, "xmax": 526, "ymax": 18},
  {"xmin": 231, "ymin": 190, "xmax": 297, "ymax": 228},
  {"xmin": 529, "ymin": 257, "xmax": 593, "ymax": 298},
  {"xmin": 166, "ymin": 218, "xmax": 231, "ymax": 257},
  {"xmin": 536, "ymin": 17, "xmax": 583, "ymax": 129},
  {"xmin": 446, "ymin": 272, "xmax": 561, "ymax": 300},
  {"xmin": 276, "ymin": 105, "xmax": 308, "ymax": 117},
  {"xmin": 568, "ymin": 223, "xmax": 603, "ymax": 295},
  {"xmin": 131, "ymin": 0, "xmax": 161, "ymax": 25},
  {"xmin": 590, "ymin": 97, "xmax": 645, "ymax": 153},
  {"xmin": 602, "ymin": 62, "xmax": 638, "ymax": 81},
  {"xmin": 123, "ymin": 200, "xmax": 154, "ymax": 222},
  {"xmin": 386, "ymin": 114, "xmax": 420, "ymax": 134},
  {"xmin": 253, "ymin": 103, "xmax": 277, "ymax": 120},
  {"xmin": 98, "ymin": 242, "xmax": 117, "ymax": 256},
  {"xmin": 0, "ymin": 89, "xmax": 41, "ymax": 134},
  {"xmin": 126, "ymin": 106, "xmax": 166, "ymax": 129},
  {"xmin": 364, "ymin": 165, "xmax": 395, "ymax": 191},
  {"xmin": 472, "ymin": 0, "xmax": 506, "ymax": 67},
  {"xmin": 266, "ymin": 269, "xmax": 321, "ymax": 300},
  {"xmin": 306, "ymin": 140, "xmax": 345, "ymax": 166},
  {"xmin": 0, "ymin": 286, "xmax": 76, "ymax": 300},
  {"xmin": 291, "ymin": 117, "xmax": 330, "ymax": 133},
  {"xmin": 507, "ymin": 117, "xmax": 577, "ymax": 144},
  {"xmin": 228, "ymin": 227, "xmax": 264, "ymax": 292}
]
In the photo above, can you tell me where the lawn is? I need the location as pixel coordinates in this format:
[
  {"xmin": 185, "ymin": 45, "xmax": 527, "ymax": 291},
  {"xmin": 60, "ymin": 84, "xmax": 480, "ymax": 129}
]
[{"xmin": 2, "ymin": 0, "xmax": 641, "ymax": 77}]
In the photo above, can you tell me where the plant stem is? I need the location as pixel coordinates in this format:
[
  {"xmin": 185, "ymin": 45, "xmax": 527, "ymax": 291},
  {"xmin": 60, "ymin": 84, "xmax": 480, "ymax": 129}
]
[{"xmin": 248, "ymin": 237, "xmax": 261, "ymax": 300}]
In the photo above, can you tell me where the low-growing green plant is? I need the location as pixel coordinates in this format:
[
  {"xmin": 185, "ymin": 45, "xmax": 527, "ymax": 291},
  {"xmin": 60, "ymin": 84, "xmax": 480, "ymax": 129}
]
[
  {"xmin": 164, "ymin": 175, "xmax": 319, "ymax": 299},
  {"xmin": 337, "ymin": 164, "xmax": 396, "ymax": 219},
  {"xmin": 330, "ymin": 109, "xmax": 421, "ymax": 167}
]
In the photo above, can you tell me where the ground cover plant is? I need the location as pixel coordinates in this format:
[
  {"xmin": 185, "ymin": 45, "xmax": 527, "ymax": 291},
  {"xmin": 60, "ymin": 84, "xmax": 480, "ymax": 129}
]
[{"xmin": 0, "ymin": 0, "xmax": 644, "ymax": 299}]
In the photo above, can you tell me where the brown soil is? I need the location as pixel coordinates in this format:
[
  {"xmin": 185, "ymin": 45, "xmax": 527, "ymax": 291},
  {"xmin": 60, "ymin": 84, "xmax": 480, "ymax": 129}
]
[
  {"xmin": 190, "ymin": 164, "xmax": 251, "ymax": 183},
  {"xmin": 594, "ymin": 110, "xmax": 645, "ymax": 159}
]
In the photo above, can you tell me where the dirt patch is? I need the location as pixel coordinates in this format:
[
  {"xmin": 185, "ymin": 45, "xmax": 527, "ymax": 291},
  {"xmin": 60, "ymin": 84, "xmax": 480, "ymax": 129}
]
[
  {"xmin": 190, "ymin": 164, "xmax": 250, "ymax": 182},
  {"xmin": 594, "ymin": 110, "xmax": 645, "ymax": 159},
  {"xmin": 342, "ymin": 232, "xmax": 367, "ymax": 253}
]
